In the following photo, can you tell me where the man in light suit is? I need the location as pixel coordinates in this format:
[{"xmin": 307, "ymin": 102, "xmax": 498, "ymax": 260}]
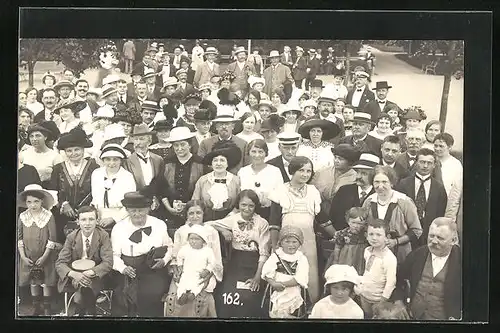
[
  {"xmin": 56, "ymin": 206, "xmax": 113, "ymax": 316},
  {"xmin": 262, "ymin": 50, "xmax": 294, "ymax": 98},
  {"xmin": 197, "ymin": 114, "xmax": 248, "ymax": 174},
  {"xmin": 396, "ymin": 148, "xmax": 447, "ymax": 246},
  {"xmin": 225, "ymin": 46, "xmax": 256, "ymax": 94},
  {"xmin": 346, "ymin": 71, "xmax": 376, "ymax": 112},
  {"xmin": 363, "ymin": 81, "xmax": 401, "ymax": 121},
  {"xmin": 266, "ymin": 132, "xmax": 301, "ymax": 183},
  {"xmin": 193, "ymin": 47, "xmax": 220, "ymax": 88},
  {"xmin": 175, "ymin": 69, "xmax": 196, "ymax": 102}
]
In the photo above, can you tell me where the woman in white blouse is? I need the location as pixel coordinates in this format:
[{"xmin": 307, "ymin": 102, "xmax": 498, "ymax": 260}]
[
  {"xmin": 25, "ymin": 87, "xmax": 44, "ymax": 115},
  {"xmin": 238, "ymin": 139, "xmax": 283, "ymax": 221},
  {"xmin": 296, "ymin": 119, "xmax": 341, "ymax": 172},
  {"xmin": 53, "ymin": 99, "xmax": 86, "ymax": 134},
  {"xmin": 110, "ymin": 191, "xmax": 173, "ymax": 317},
  {"xmin": 91, "ymin": 144, "xmax": 136, "ymax": 232},
  {"xmin": 236, "ymin": 112, "xmax": 264, "ymax": 143}
]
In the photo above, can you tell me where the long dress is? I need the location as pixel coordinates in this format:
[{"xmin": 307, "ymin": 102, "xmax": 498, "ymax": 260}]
[
  {"xmin": 269, "ymin": 183, "xmax": 322, "ymax": 304},
  {"xmin": 110, "ymin": 215, "xmax": 173, "ymax": 317},
  {"xmin": 17, "ymin": 208, "xmax": 58, "ymax": 287},
  {"xmin": 48, "ymin": 158, "xmax": 99, "ymax": 243},
  {"xmin": 205, "ymin": 212, "xmax": 271, "ymax": 318}
]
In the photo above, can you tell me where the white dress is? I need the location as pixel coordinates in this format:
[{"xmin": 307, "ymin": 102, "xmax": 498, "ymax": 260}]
[
  {"xmin": 237, "ymin": 164, "xmax": 284, "ymax": 208},
  {"xmin": 176, "ymin": 244, "xmax": 216, "ymax": 297},
  {"xmin": 296, "ymin": 141, "xmax": 334, "ymax": 172},
  {"xmin": 309, "ymin": 296, "xmax": 364, "ymax": 319}
]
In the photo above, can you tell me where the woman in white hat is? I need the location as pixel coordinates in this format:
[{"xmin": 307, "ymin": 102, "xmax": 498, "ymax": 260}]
[
  {"xmin": 89, "ymin": 105, "xmax": 115, "ymax": 154},
  {"xmin": 247, "ymin": 76, "xmax": 269, "ymax": 100},
  {"xmin": 90, "ymin": 143, "xmax": 136, "ymax": 232},
  {"xmin": 309, "ymin": 264, "xmax": 364, "ymax": 319},
  {"xmin": 52, "ymin": 98, "xmax": 87, "ymax": 134},
  {"xmin": 279, "ymin": 103, "xmax": 303, "ymax": 133},
  {"xmin": 17, "ymin": 184, "xmax": 59, "ymax": 316}
]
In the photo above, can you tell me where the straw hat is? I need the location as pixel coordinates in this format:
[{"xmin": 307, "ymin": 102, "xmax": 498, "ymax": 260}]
[
  {"xmin": 102, "ymin": 124, "xmax": 127, "ymax": 142},
  {"xmin": 18, "ymin": 184, "xmax": 57, "ymax": 209},
  {"xmin": 352, "ymin": 153, "xmax": 380, "ymax": 169},
  {"xmin": 302, "ymin": 99, "xmax": 317, "ymax": 109},
  {"xmin": 71, "ymin": 259, "xmax": 96, "ymax": 272},
  {"xmin": 234, "ymin": 46, "xmax": 247, "ymax": 55},
  {"xmin": 205, "ymin": 47, "xmax": 218, "ymax": 55},
  {"xmin": 279, "ymin": 102, "xmax": 302, "ymax": 117},
  {"xmin": 102, "ymin": 74, "xmax": 121, "ymax": 86},
  {"xmin": 88, "ymin": 87, "xmax": 102, "ymax": 98},
  {"xmin": 141, "ymin": 100, "xmax": 161, "ymax": 113},
  {"xmin": 164, "ymin": 126, "xmax": 196, "ymax": 142},
  {"xmin": 95, "ymin": 105, "xmax": 115, "ymax": 119},
  {"xmin": 198, "ymin": 83, "xmax": 212, "ymax": 92},
  {"xmin": 101, "ymin": 84, "xmax": 118, "ymax": 98},
  {"xmin": 143, "ymin": 68, "xmax": 157, "ymax": 79},
  {"xmin": 352, "ymin": 112, "xmax": 375, "ymax": 125},
  {"xmin": 162, "ymin": 77, "xmax": 180, "ymax": 89},
  {"xmin": 53, "ymin": 79, "xmax": 74, "ymax": 90},
  {"xmin": 276, "ymin": 131, "xmax": 301, "ymax": 145},
  {"xmin": 268, "ymin": 50, "xmax": 280, "ymax": 58},
  {"xmin": 317, "ymin": 91, "xmax": 336, "ymax": 105}
]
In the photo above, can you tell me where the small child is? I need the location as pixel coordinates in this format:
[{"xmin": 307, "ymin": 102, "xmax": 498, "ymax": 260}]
[
  {"xmin": 372, "ymin": 300, "xmax": 411, "ymax": 320},
  {"xmin": 261, "ymin": 225, "xmax": 309, "ymax": 318},
  {"xmin": 325, "ymin": 207, "xmax": 369, "ymax": 276},
  {"xmin": 176, "ymin": 225, "xmax": 217, "ymax": 305},
  {"xmin": 309, "ymin": 264, "xmax": 364, "ymax": 319},
  {"xmin": 387, "ymin": 108, "xmax": 402, "ymax": 132},
  {"xmin": 355, "ymin": 219, "xmax": 397, "ymax": 319},
  {"xmin": 17, "ymin": 184, "xmax": 59, "ymax": 316}
]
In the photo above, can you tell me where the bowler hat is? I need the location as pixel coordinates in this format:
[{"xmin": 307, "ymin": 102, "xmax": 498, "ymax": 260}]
[
  {"xmin": 121, "ymin": 191, "xmax": 153, "ymax": 209},
  {"xmin": 331, "ymin": 144, "xmax": 362, "ymax": 165},
  {"xmin": 372, "ymin": 81, "xmax": 392, "ymax": 90}
]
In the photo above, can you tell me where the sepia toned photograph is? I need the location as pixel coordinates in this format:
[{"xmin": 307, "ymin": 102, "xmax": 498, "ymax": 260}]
[{"xmin": 17, "ymin": 33, "xmax": 465, "ymax": 321}]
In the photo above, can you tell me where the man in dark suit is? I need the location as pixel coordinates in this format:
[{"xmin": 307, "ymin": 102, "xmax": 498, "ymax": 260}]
[
  {"xmin": 197, "ymin": 114, "xmax": 248, "ymax": 174},
  {"xmin": 127, "ymin": 66, "xmax": 143, "ymax": 99},
  {"xmin": 34, "ymin": 88, "xmax": 60, "ymax": 124},
  {"xmin": 340, "ymin": 112, "xmax": 383, "ymax": 157},
  {"xmin": 55, "ymin": 206, "xmax": 113, "ymax": 316},
  {"xmin": 156, "ymin": 53, "xmax": 175, "ymax": 88},
  {"xmin": 363, "ymin": 81, "xmax": 401, "ymax": 121},
  {"xmin": 292, "ymin": 46, "xmax": 308, "ymax": 89},
  {"xmin": 323, "ymin": 153, "xmax": 379, "ymax": 231},
  {"xmin": 380, "ymin": 135, "xmax": 407, "ymax": 182},
  {"xmin": 396, "ymin": 148, "xmax": 447, "ymax": 246},
  {"xmin": 143, "ymin": 68, "xmax": 161, "ymax": 101},
  {"xmin": 305, "ymin": 49, "xmax": 321, "ymax": 90},
  {"xmin": 266, "ymin": 132, "xmax": 301, "ymax": 182},
  {"xmin": 392, "ymin": 217, "xmax": 461, "ymax": 320},
  {"xmin": 126, "ymin": 81, "xmax": 149, "ymax": 114},
  {"xmin": 226, "ymin": 46, "xmax": 256, "ymax": 94},
  {"xmin": 281, "ymin": 45, "xmax": 294, "ymax": 69},
  {"xmin": 346, "ymin": 71, "xmax": 375, "ymax": 112},
  {"xmin": 116, "ymin": 79, "xmax": 132, "ymax": 106},
  {"xmin": 175, "ymin": 68, "xmax": 196, "ymax": 102}
]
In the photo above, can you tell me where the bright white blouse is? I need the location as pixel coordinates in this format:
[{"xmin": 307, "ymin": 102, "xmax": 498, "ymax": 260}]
[
  {"xmin": 237, "ymin": 164, "xmax": 284, "ymax": 207},
  {"xmin": 296, "ymin": 140, "xmax": 334, "ymax": 172}
]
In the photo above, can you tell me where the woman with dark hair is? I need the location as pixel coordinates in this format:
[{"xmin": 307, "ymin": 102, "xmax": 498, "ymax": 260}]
[
  {"xmin": 180, "ymin": 56, "xmax": 196, "ymax": 85},
  {"xmin": 236, "ymin": 112, "xmax": 264, "ymax": 143},
  {"xmin": 260, "ymin": 114, "xmax": 285, "ymax": 162},
  {"xmin": 269, "ymin": 156, "xmax": 332, "ymax": 305},
  {"xmin": 245, "ymin": 89, "xmax": 261, "ymax": 111},
  {"xmin": 270, "ymin": 88, "xmax": 286, "ymax": 115},
  {"xmin": 19, "ymin": 91, "xmax": 27, "ymax": 108},
  {"xmin": 361, "ymin": 165, "xmax": 422, "ymax": 264},
  {"xmin": 205, "ymin": 189, "xmax": 271, "ymax": 318},
  {"xmin": 164, "ymin": 200, "xmax": 223, "ymax": 317},
  {"xmin": 237, "ymin": 139, "xmax": 284, "ymax": 221},
  {"xmin": 25, "ymin": 87, "xmax": 44, "ymax": 115},
  {"xmin": 422, "ymin": 120, "xmax": 443, "ymax": 150},
  {"xmin": 18, "ymin": 108, "xmax": 34, "ymax": 151},
  {"xmin": 369, "ymin": 113, "xmax": 394, "ymax": 140}
]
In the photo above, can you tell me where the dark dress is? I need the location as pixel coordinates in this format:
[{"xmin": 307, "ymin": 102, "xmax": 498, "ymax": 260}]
[
  {"xmin": 48, "ymin": 158, "xmax": 99, "ymax": 243},
  {"xmin": 148, "ymin": 143, "xmax": 175, "ymax": 162},
  {"xmin": 175, "ymin": 117, "xmax": 196, "ymax": 132}
]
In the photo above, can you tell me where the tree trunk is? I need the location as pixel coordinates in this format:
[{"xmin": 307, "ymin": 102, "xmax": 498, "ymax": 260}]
[
  {"xmin": 345, "ymin": 49, "xmax": 351, "ymax": 88},
  {"xmin": 439, "ymin": 41, "xmax": 457, "ymax": 130},
  {"xmin": 28, "ymin": 60, "xmax": 35, "ymax": 87}
]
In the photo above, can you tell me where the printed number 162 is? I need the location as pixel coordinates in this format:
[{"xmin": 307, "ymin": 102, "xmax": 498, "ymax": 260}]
[{"xmin": 222, "ymin": 292, "xmax": 241, "ymax": 306}]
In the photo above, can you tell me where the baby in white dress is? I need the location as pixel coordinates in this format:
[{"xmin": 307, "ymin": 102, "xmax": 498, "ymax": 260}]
[{"xmin": 176, "ymin": 225, "xmax": 216, "ymax": 305}]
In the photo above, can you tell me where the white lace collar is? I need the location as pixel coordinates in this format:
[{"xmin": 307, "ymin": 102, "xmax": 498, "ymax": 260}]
[
  {"xmin": 366, "ymin": 190, "xmax": 408, "ymax": 204},
  {"xmin": 20, "ymin": 208, "xmax": 52, "ymax": 229}
]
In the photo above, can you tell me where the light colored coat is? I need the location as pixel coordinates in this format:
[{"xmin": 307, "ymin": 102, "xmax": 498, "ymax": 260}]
[
  {"xmin": 193, "ymin": 61, "xmax": 220, "ymax": 88},
  {"xmin": 122, "ymin": 41, "xmax": 136, "ymax": 60},
  {"xmin": 262, "ymin": 63, "xmax": 294, "ymax": 97}
]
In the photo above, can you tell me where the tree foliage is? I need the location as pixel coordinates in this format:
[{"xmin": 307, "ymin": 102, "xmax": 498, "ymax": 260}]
[{"xmin": 52, "ymin": 39, "xmax": 113, "ymax": 76}]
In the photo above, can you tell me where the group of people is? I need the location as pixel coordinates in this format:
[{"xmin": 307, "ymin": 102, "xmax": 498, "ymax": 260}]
[{"xmin": 17, "ymin": 41, "xmax": 462, "ymax": 321}]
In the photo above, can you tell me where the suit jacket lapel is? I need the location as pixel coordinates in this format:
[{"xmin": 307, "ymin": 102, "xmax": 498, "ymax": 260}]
[
  {"xmin": 409, "ymin": 176, "xmax": 416, "ymax": 200},
  {"xmin": 130, "ymin": 154, "xmax": 146, "ymax": 188},
  {"xmin": 427, "ymin": 179, "xmax": 439, "ymax": 211},
  {"xmin": 74, "ymin": 232, "xmax": 84, "ymax": 260},
  {"xmin": 88, "ymin": 230, "xmax": 100, "ymax": 259}
]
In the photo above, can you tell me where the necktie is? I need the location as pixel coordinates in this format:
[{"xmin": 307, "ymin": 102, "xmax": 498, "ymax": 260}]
[
  {"xmin": 85, "ymin": 238, "xmax": 90, "ymax": 258},
  {"xmin": 129, "ymin": 226, "xmax": 153, "ymax": 243},
  {"xmin": 103, "ymin": 178, "xmax": 116, "ymax": 208},
  {"xmin": 137, "ymin": 154, "xmax": 148, "ymax": 164},
  {"xmin": 121, "ymin": 95, "xmax": 125, "ymax": 103},
  {"xmin": 214, "ymin": 179, "xmax": 226, "ymax": 184},
  {"xmin": 408, "ymin": 155, "xmax": 417, "ymax": 166},
  {"xmin": 359, "ymin": 190, "xmax": 367, "ymax": 203},
  {"xmin": 415, "ymin": 175, "xmax": 429, "ymax": 219},
  {"xmin": 356, "ymin": 89, "xmax": 362, "ymax": 92}
]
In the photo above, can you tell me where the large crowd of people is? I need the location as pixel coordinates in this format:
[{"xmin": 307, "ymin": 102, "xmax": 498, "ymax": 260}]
[{"xmin": 17, "ymin": 40, "xmax": 462, "ymax": 320}]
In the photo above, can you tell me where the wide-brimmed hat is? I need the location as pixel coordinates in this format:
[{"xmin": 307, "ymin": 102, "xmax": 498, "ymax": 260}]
[
  {"xmin": 53, "ymin": 98, "xmax": 87, "ymax": 115},
  {"xmin": 142, "ymin": 100, "xmax": 161, "ymax": 113},
  {"xmin": 194, "ymin": 101, "xmax": 217, "ymax": 122},
  {"xmin": 257, "ymin": 99, "xmax": 277, "ymax": 113},
  {"xmin": 268, "ymin": 50, "xmax": 280, "ymax": 58},
  {"xmin": 54, "ymin": 79, "xmax": 74, "ymax": 90},
  {"xmin": 205, "ymin": 47, "xmax": 218, "ymax": 55},
  {"xmin": 402, "ymin": 109, "xmax": 422, "ymax": 121},
  {"xmin": 276, "ymin": 131, "xmax": 301, "ymax": 145},
  {"xmin": 95, "ymin": 105, "xmax": 115, "ymax": 119},
  {"xmin": 100, "ymin": 143, "xmax": 128, "ymax": 159},
  {"xmin": 234, "ymin": 46, "xmax": 247, "ymax": 55},
  {"xmin": 102, "ymin": 74, "xmax": 121, "ymax": 86},
  {"xmin": 331, "ymin": 144, "xmax": 362, "ymax": 165},
  {"xmin": 164, "ymin": 126, "xmax": 196, "ymax": 142},
  {"xmin": 352, "ymin": 112, "xmax": 375, "ymax": 125},
  {"xmin": 18, "ymin": 184, "xmax": 57, "ymax": 209},
  {"xmin": 198, "ymin": 83, "xmax": 212, "ymax": 92},
  {"xmin": 26, "ymin": 121, "xmax": 59, "ymax": 143},
  {"xmin": 372, "ymin": 81, "xmax": 392, "ymax": 90},
  {"xmin": 102, "ymin": 124, "xmax": 127, "ymax": 141},
  {"xmin": 143, "ymin": 68, "xmax": 157, "ymax": 79},
  {"xmin": 202, "ymin": 141, "xmax": 242, "ymax": 169},
  {"xmin": 279, "ymin": 102, "xmax": 302, "ymax": 117},
  {"xmin": 121, "ymin": 191, "xmax": 153, "ymax": 209},
  {"xmin": 308, "ymin": 49, "xmax": 317, "ymax": 54},
  {"xmin": 324, "ymin": 264, "xmax": 360, "ymax": 286},
  {"xmin": 101, "ymin": 84, "xmax": 118, "ymax": 98},
  {"xmin": 310, "ymin": 79, "xmax": 324, "ymax": 88},
  {"xmin": 352, "ymin": 153, "xmax": 380, "ymax": 169},
  {"xmin": 130, "ymin": 123, "xmax": 155, "ymax": 137},
  {"xmin": 317, "ymin": 91, "xmax": 336, "ymax": 105},
  {"xmin": 161, "ymin": 77, "xmax": 180, "ymax": 90},
  {"xmin": 112, "ymin": 109, "xmax": 143, "ymax": 126},
  {"xmin": 248, "ymin": 76, "xmax": 266, "ymax": 88},
  {"xmin": 153, "ymin": 119, "xmax": 174, "ymax": 132},
  {"xmin": 212, "ymin": 111, "xmax": 237, "ymax": 123},
  {"xmin": 298, "ymin": 119, "xmax": 341, "ymax": 141},
  {"xmin": 279, "ymin": 225, "xmax": 304, "ymax": 245},
  {"xmin": 88, "ymin": 87, "xmax": 102, "ymax": 98},
  {"xmin": 57, "ymin": 126, "xmax": 93, "ymax": 150}
]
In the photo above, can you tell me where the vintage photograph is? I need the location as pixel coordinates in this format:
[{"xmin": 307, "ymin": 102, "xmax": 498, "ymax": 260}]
[{"xmin": 17, "ymin": 38, "xmax": 464, "ymax": 320}]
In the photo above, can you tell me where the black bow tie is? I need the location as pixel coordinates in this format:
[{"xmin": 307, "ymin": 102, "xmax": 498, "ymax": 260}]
[
  {"xmin": 356, "ymin": 88, "xmax": 362, "ymax": 92},
  {"xmin": 129, "ymin": 226, "xmax": 152, "ymax": 243},
  {"xmin": 137, "ymin": 154, "xmax": 149, "ymax": 164},
  {"xmin": 377, "ymin": 100, "xmax": 386, "ymax": 103},
  {"xmin": 408, "ymin": 155, "xmax": 417, "ymax": 161},
  {"xmin": 214, "ymin": 179, "xmax": 226, "ymax": 184},
  {"xmin": 416, "ymin": 175, "xmax": 430, "ymax": 183}
]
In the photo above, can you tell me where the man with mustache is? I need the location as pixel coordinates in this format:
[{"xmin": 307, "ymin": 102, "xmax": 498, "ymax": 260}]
[
  {"xmin": 34, "ymin": 88, "xmax": 61, "ymax": 125},
  {"xmin": 266, "ymin": 131, "xmax": 301, "ymax": 183},
  {"xmin": 73, "ymin": 79, "xmax": 99, "ymax": 131},
  {"xmin": 340, "ymin": 112, "xmax": 382, "ymax": 157},
  {"xmin": 393, "ymin": 217, "xmax": 461, "ymax": 321}
]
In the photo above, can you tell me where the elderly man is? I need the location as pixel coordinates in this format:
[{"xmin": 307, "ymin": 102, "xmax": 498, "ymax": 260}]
[
  {"xmin": 262, "ymin": 50, "xmax": 294, "ymax": 99},
  {"xmin": 363, "ymin": 81, "xmax": 400, "ymax": 121},
  {"xmin": 55, "ymin": 206, "xmax": 113, "ymax": 316},
  {"xmin": 193, "ymin": 47, "xmax": 220, "ymax": 88},
  {"xmin": 226, "ymin": 46, "xmax": 256, "ymax": 94},
  {"xmin": 340, "ymin": 112, "xmax": 383, "ymax": 157},
  {"xmin": 346, "ymin": 71, "xmax": 375, "ymax": 111},
  {"xmin": 197, "ymin": 112, "xmax": 247, "ymax": 174},
  {"xmin": 266, "ymin": 131, "xmax": 301, "ymax": 182},
  {"xmin": 311, "ymin": 91, "xmax": 345, "ymax": 145},
  {"xmin": 393, "ymin": 217, "xmax": 462, "ymax": 321},
  {"xmin": 396, "ymin": 148, "xmax": 448, "ymax": 246},
  {"xmin": 34, "ymin": 88, "xmax": 61, "ymax": 124}
]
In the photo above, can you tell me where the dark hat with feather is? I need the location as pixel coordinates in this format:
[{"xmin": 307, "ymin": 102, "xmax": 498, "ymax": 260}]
[
  {"xmin": 217, "ymin": 88, "xmax": 240, "ymax": 106},
  {"xmin": 194, "ymin": 100, "xmax": 217, "ymax": 122},
  {"xmin": 57, "ymin": 124, "xmax": 93, "ymax": 150},
  {"xmin": 154, "ymin": 100, "xmax": 178, "ymax": 131},
  {"xmin": 112, "ymin": 108, "xmax": 143, "ymax": 126},
  {"xmin": 260, "ymin": 114, "xmax": 285, "ymax": 133}
]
